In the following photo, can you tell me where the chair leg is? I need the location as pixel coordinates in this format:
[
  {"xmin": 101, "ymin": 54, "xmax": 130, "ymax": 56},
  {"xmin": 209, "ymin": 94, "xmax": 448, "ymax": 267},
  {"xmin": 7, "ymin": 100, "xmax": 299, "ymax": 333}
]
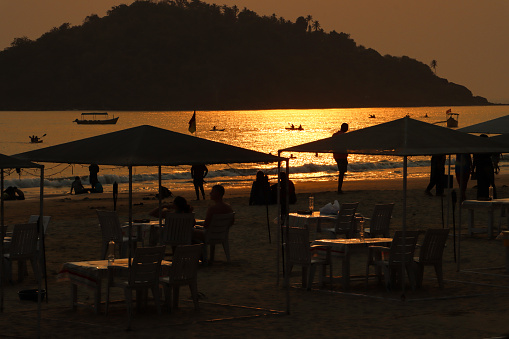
[
  {"xmin": 222, "ymin": 241, "xmax": 231, "ymax": 262},
  {"xmin": 435, "ymin": 263, "xmax": 444, "ymax": 289},
  {"xmin": 209, "ymin": 244, "xmax": 216, "ymax": 263},
  {"xmin": 125, "ymin": 289, "xmax": 133, "ymax": 331},
  {"xmin": 189, "ymin": 280, "xmax": 199, "ymax": 311},
  {"xmin": 172, "ymin": 286, "xmax": 180, "ymax": 310},
  {"xmin": 163, "ymin": 283, "xmax": 172, "ymax": 313},
  {"xmin": 101, "ymin": 242, "xmax": 108, "ymax": 260},
  {"xmin": 151, "ymin": 286, "xmax": 162, "ymax": 315},
  {"xmin": 308, "ymin": 264, "xmax": 317, "ymax": 290},
  {"xmin": 301, "ymin": 266, "xmax": 308, "ymax": 288}
]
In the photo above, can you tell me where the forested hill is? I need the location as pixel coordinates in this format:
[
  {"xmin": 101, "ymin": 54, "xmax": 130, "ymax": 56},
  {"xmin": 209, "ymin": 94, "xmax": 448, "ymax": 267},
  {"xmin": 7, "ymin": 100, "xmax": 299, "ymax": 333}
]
[{"xmin": 0, "ymin": 0, "xmax": 490, "ymax": 110}]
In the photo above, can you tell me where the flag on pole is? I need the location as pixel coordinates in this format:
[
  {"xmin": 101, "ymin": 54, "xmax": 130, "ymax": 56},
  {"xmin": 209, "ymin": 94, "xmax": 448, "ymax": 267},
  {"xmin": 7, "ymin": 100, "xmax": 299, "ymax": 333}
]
[{"xmin": 188, "ymin": 111, "xmax": 196, "ymax": 134}]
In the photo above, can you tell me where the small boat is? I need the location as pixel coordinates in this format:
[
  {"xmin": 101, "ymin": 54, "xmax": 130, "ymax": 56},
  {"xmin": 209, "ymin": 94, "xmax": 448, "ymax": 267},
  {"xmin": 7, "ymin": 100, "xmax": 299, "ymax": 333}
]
[
  {"xmin": 286, "ymin": 124, "xmax": 304, "ymax": 131},
  {"xmin": 446, "ymin": 110, "xmax": 459, "ymax": 128},
  {"xmin": 211, "ymin": 126, "xmax": 225, "ymax": 131},
  {"xmin": 73, "ymin": 112, "xmax": 119, "ymax": 125},
  {"xmin": 369, "ymin": 114, "xmax": 376, "ymax": 118},
  {"xmin": 29, "ymin": 134, "xmax": 45, "ymax": 143}
]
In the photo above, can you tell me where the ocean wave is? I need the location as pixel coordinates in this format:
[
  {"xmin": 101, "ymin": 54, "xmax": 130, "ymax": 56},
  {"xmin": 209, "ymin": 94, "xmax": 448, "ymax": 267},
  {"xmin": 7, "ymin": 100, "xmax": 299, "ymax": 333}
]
[{"xmin": 2, "ymin": 159, "xmax": 439, "ymax": 189}]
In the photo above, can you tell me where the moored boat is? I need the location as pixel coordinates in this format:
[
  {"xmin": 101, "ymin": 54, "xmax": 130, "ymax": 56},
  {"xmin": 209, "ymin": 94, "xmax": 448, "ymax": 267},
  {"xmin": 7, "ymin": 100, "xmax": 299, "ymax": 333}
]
[{"xmin": 73, "ymin": 112, "xmax": 119, "ymax": 125}]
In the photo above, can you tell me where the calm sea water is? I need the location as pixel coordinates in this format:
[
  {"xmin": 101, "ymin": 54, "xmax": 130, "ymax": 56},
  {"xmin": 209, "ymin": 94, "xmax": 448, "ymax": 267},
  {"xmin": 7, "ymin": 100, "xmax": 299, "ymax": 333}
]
[{"xmin": 1, "ymin": 106, "xmax": 508, "ymax": 197}]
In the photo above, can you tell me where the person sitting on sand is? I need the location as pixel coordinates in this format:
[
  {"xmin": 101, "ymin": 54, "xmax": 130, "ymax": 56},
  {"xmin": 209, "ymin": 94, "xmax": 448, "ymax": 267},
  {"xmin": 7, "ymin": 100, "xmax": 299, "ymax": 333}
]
[
  {"xmin": 2, "ymin": 186, "xmax": 25, "ymax": 200},
  {"xmin": 149, "ymin": 196, "xmax": 194, "ymax": 219},
  {"xmin": 70, "ymin": 176, "xmax": 89, "ymax": 195},
  {"xmin": 193, "ymin": 185, "xmax": 234, "ymax": 242}
]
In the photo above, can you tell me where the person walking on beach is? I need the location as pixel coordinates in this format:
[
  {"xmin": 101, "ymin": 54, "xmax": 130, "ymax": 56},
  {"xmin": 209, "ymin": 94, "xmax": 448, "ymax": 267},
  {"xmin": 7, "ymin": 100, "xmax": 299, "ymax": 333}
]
[
  {"xmin": 89, "ymin": 164, "xmax": 99, "ymax": 190},
  {"xmin": 333, "ymin": 123, "xmax": 349, "ymax": 194},
  {"xmin": 455, "ymin": 153, "xmax": 472, "ymax": 202},
  {"xmin": 191, "ymin": 164, "xmax": 208, "ymax": 200},
  {"xmin": 425, "ymin": 155, "xmax": 446, "ymax": 197}
]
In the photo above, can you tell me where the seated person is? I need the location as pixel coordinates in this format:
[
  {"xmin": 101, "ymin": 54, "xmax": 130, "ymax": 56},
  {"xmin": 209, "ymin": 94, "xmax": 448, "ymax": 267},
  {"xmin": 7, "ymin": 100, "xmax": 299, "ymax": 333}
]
[
  {"xmin": 149, "ymin": 196, "xmax": 194, "ymax": 219},
  {"xmin": 70, "ymin": 176, "xmax": 89, "ymax": 195},
  {"xmin": 2, "ymin": 186, "xmax": 25, "ymax": 200},
  {"xmin": 91, "ymin": 181, "xmax": 103, "ymax": 193},
  {"xmin": 193, "ymin": 184, "xmax": 234, "ymax": 242}
]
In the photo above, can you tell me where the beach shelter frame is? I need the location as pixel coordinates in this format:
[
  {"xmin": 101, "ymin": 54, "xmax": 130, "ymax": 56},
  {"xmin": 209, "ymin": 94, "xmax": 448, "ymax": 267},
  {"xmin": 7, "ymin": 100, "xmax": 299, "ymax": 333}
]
[
  {"xmin": 458, "ymin": 115, "xmax": 509, "ymax": 135},
  {"xmin": 0, "ymin": 154, "xmax": 44, "ymax": 336},
  {"xmin": 279, "ymin": 117, "xmax": 509, "ymax": 305},
  {"xmin": 14, "ymin": 125, "xmax": 283, "ymax": 268}
]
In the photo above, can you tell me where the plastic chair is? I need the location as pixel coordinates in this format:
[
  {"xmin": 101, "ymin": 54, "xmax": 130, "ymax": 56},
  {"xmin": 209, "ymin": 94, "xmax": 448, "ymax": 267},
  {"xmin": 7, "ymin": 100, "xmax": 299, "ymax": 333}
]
[
  {"xmin": 286, "ymin": 227, "xmax": 332, "ymax": 290},
  {"xmin": 364, "ymin": 203, "xmax": 394, "ymax": 238},
  {"xmin": 366, "ymin": 230, "xmax": 421, "ymax": 290},
  {"xmin": 160, "ymin": 244, "xmax": 202, "ymax": 312},
  {"xmin": 96, "ymin": 210, "xmax": 132, "ymax": 259},
  {"xmin": 160, "ymin": 213, "xmax": 195, "ymax": 254},
  {"xmin": 202, "ymin": 213, "xmax": 235, "ymax": 263},
  {"xmin": 413, "ymin": 228, "xmax": 450, "ymax": 288},
  {"xmin": 322, "ymin": 202, "xmax": 359, "ymax": 238},
  {"xmin": 106, "ymin": 246, "xmax": 166, "ymax": 330},
  {"xmin": 3, "ymin": 223, "xmax": 39, "ymax": 282}
]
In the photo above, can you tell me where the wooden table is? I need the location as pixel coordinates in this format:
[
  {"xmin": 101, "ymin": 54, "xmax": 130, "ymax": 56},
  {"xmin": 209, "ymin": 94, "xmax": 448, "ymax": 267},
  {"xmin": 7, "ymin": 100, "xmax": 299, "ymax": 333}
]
[
  {"xmin": 312, "ymin": 238, "xmax": 392, "ymax": 289},
  {"xmin": 58, "ymin": 258, "xmax": 171, "ymax": 314},
  {"xmin": 462, "ymin": 198, "xmax": 509, "ymax": 239}
]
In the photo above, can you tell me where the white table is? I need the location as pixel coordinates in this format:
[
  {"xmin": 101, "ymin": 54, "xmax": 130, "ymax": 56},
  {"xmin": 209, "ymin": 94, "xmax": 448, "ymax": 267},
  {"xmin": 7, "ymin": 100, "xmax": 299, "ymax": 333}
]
[
  {"xmin": 58, "ymin": 258, "xmax": 171, "ymax": 313},
  {"xmin": 288, "ymin": 212, "xmax": 338, "ymax": 233},
  {"xmin": 462, "ymin": 199, "xmax": 509, "ymax": 239},
  {"xmin": 312, "ymin": 238, "xmax": 392, "ymax": 289}
]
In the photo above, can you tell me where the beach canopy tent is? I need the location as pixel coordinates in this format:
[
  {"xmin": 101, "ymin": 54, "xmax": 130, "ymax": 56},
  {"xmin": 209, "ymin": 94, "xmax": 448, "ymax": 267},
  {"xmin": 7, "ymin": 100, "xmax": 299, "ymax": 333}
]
[
  {"xmin": 0, "ymin": 153, "xmax": 44, "ymax": 335},
  {"xmin": 280, "ymin": 117, "xmax": 509, "ymax": 293},
  {"xmin": 14, "ymin": 124, "xmax": 283, "ymax": 264},
  {"xmin": 458, "ymin": 115, "xmax": 509, "ymax": 134}
]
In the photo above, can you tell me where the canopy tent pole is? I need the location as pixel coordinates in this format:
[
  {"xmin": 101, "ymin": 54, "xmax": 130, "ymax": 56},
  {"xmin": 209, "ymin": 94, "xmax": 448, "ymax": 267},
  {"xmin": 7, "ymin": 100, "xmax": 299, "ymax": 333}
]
[
  {"xmin": 0, "ymin": 169, "xmax": 4, "ymax": 313},
  {"xmin": 128, "ymin": 166, "xmax": 133, "ymax": 269},
  {"xmin": 284, "ymin": 159, "xmax": 290, "ymax": 315},
  {"xmin": 276, "ymin": 153, "xmax": 281, "ymax": 285},
  {"xmin": 401, "ymin": 155, "xmax": 408, "ymax": 296},
  {"xmin": 153, "ymin": 165, "xmax": 163, "ymax": 246},
  {"xmin": 37, "ymin": 166, "xmax": 44, "ymax": 338}
]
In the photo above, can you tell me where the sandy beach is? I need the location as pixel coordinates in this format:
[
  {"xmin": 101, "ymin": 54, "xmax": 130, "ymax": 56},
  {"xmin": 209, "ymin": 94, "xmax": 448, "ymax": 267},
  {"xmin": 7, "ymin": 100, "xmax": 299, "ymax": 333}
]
[{"xmin": 2, "ymin": 174, "xmax": 509, "ymax": 338}]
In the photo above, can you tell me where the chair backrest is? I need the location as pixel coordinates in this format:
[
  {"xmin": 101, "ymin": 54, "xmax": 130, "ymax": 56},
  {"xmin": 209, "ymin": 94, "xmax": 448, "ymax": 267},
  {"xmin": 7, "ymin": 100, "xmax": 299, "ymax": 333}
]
[
  {"xmin": 388, "ymin": 231, "xmax": 421, "ymax": 266},
  {"xmin": 169, "ymin": 244, "xmax": 202, "ymax": 283},
  {"xmin": 28, "ymin": 215, "xmax": 51, "ymax": 235},
  {"xmin": 96, "ymin": 210, "xmax": 123, "ymax": 243},
  {"xmin": 9, "ymin": 223, "xmax": 39, "ymax": 259},
  {"xmin": 128, "ymin": 246, "xmax": 166, "ymax": 287},
  {"xmin": 418, "ymin": 228, "xmax": 450, "ymax": 264},
  {"xmin": 161, "ymin": 213, "xmax": 195, "ymax": 246},
  {"xmin": 335, "ymin": 204, "xmax": 358, "ymax": 237},
  {"xmin": 286, "ymin": 227, "xmax": 311, "ymax": 265},
  {"xmin": 205, "ymin": 213, "xmax": 235, "ymax": 243},
  {"xmin": 368, "ymin": 204, "xmax": 394, "ymax": 238}
]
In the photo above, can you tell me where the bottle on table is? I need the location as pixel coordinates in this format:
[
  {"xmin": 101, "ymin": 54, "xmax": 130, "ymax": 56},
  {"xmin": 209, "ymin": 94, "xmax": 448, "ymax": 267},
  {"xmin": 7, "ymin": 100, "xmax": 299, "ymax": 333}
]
[{"xmin": 107, "ymin": 239, "xmax": 115, "ymax": 264}]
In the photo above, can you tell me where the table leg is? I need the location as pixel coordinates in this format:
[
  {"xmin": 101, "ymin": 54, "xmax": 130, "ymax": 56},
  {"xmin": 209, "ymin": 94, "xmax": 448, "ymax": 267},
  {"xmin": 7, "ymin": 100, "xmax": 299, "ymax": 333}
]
[
  {"xmin": 468, "ymin": 209, "xmax": 474, "ymax": 236},
  {"xmin": 71, "ymin": 284, "xmax": 77, "ymax": 311},
  {"xmin": 342, "ymin": 249, "xmax": 350, "ymax": 290},
  {"xmin": 488, "ymin": 208, "xmax": 494, "ymax": 239},
  {"xmin": 94, "ymin": 279, "xmax": 102, "ymax": 314}
]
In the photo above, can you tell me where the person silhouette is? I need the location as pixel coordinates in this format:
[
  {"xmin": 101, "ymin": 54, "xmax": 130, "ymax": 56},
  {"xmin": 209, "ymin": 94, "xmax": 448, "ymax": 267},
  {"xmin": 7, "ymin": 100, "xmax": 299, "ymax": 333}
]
[
  {"xmin": 333, "ymin": 123, "xmax": 349, "ymax": 194},
  {"xmin": 191, "ymin": 164, "xmax": 208, "ymax": 200}
]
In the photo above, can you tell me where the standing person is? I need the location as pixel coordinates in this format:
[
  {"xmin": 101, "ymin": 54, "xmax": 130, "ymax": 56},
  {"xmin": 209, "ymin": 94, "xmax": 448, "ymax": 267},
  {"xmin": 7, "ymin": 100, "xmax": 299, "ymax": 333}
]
[
  {"xmin": 89, "ymin": 164, "xmax": 100, "ymax": 190},
  {"xmin": 455, "ymin": 153, "xmax": 472, "ymax": 202},
  {"xmin": 425, "ymin": 155, "xmax": 446, "ymax": 196},
  {"xmin": 473, "ymin": 134, "xmax": 496, "ymax": 200},
  {"xmin": 332, "ymin": 123, "xmax": 349, "ymax": 194},
  {"xmin": 249, "ymin": 171, "xmax": 270, "ymax": 205},
  {"xmin": 191, "ymin": 164, "xmax": 208, "ymax": 200}
]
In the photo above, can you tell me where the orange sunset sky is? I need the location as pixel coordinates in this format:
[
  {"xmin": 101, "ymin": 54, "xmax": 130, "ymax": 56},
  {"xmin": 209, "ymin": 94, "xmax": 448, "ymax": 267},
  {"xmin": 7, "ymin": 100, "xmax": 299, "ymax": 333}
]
[{"xmin": 1, "ymin": 0, "xmax": 508, "ymax": 104}]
